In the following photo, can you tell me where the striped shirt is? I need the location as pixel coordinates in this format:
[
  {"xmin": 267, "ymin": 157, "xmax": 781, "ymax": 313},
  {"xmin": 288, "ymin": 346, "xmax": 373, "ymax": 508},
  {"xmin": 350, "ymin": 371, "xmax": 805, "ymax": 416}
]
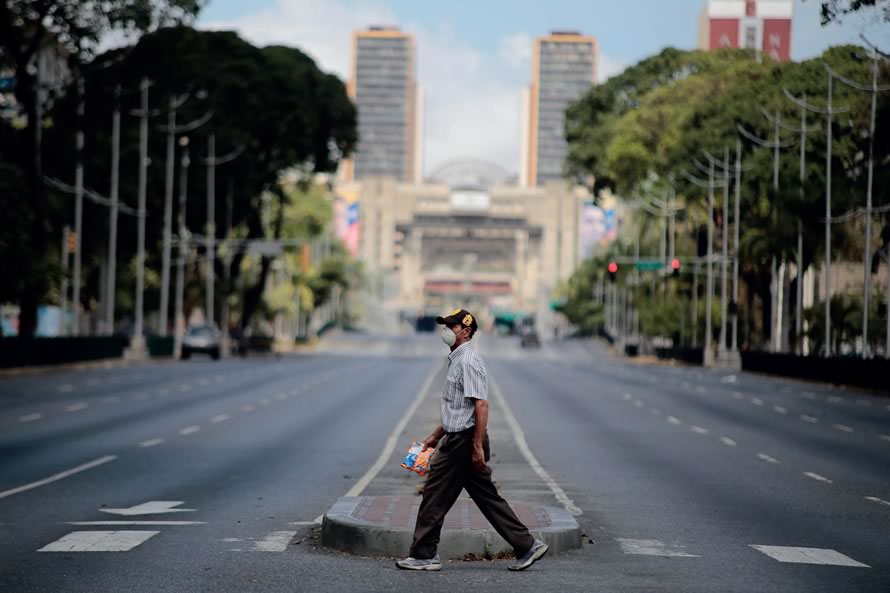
[{"xmin": 441, "ymin": 341, "xmax": 488, "ymax": 432}]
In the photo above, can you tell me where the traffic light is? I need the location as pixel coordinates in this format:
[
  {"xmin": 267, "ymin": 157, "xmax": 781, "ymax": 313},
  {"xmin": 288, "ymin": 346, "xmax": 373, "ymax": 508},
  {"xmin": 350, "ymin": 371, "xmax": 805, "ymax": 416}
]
[
  {"xmin": 67, "ymin": 231, "xmax": 77, "ymax": 254},
  {"xmin": 671, "ymin": 258, "xmax": 681, "ymax": 277},
  {"xmin": 607, "ymin": 262, "xmax": 618, "ymax": 283}
]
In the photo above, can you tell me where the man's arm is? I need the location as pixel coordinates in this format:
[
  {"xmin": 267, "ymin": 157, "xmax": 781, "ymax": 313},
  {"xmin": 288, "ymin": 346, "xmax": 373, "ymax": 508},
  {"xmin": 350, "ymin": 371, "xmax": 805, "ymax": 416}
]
[
  {"xmin": 423, "ymin": 426, "xmax": 446, "ymax": 450},
  {"xmin": 471, "ymin": 399, "xmax": 489, "ymax": 473}
]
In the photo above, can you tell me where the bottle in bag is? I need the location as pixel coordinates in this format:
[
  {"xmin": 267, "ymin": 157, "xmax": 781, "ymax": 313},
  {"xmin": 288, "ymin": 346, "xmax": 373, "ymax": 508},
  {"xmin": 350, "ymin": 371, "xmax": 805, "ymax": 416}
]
[
  {"xmin": 413, "ymin": 447, "xmax": 434, "ymax": 477},
  {"xmin": 401, "ymin": 441, "xmax": 423, "ymax": 470}
]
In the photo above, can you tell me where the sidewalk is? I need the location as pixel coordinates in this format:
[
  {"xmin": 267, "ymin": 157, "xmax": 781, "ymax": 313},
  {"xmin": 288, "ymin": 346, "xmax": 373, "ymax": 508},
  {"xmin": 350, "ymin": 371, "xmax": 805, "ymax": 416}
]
[{"xmin": 321, "ymin": 361, "xmax": 582, "ymax": 560}]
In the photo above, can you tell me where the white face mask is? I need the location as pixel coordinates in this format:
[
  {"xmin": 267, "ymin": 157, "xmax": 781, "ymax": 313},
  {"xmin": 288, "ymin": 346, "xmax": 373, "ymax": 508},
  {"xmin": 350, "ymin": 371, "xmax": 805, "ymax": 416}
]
[{"xmin": 440, "ymin": 326, "xmax": 457, "ymax": 347}]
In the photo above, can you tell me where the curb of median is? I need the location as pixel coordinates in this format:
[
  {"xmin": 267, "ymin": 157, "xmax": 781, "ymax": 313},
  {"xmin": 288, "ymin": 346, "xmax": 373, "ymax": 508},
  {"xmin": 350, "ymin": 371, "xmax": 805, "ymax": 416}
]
[{"xmin": 321, "ymin": 496, "xmax": 582, "ymax": 560}]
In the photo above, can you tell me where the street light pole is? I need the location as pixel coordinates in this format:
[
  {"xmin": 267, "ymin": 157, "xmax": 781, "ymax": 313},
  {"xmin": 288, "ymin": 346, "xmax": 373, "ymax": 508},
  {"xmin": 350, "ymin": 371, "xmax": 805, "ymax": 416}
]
[
  {"xmin": 130, "ymin": 77, "xmax": 151, "ymax": 355},
  {"xmin": 205, "ymin": 134, "xmax": 215, "ymax": 327},
  {"xmin": 159, "ymin": 96, "xmax": 177, "ymax": 337},
  {"xmin": 105, "ymin": 85, "xmax": 121, "ymax": 334},
  {"xmin": 72, "ymin": 77, "xmax": 84, "ymax": 336},
  {"xmin": 174, "ymin": 136, "xmax": 191, "ymax": 359},
  {"xmin": 732, "ymin": 138, "xmax": 742, "ymax": 354}
]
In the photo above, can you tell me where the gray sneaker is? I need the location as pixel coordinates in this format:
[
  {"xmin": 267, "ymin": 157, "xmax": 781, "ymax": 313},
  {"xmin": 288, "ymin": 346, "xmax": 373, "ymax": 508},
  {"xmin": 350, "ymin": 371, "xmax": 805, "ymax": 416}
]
[
  {"xmin": 508, "ymin": 539, "xmax": 549, "ymax": 571},
  {"xmin": 395, "ymin": 555, "xmax": 442, "ymax": 571}
]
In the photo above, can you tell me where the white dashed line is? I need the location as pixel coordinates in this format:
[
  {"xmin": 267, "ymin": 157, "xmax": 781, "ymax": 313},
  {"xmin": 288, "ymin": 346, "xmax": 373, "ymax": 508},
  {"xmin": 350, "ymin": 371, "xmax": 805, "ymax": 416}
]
[
  {"xmin": 179, "ymin": 425, "xmax": 201, "ymax": 436},
  {"xmin": 633, "ymin": 400, "xmax": 644, "ymax": 408},
  {"xmin": 139, "ymin": 438, "xmax": 164, "ymax": 448},
  {"xmin": 211, "ymin": 414, "xmax": 230, "ymax": 424},
  {"xmin": 19, "ymin": 413, "xmax": 43, "ymax": 423},
  {"xmin": 276, "ymin": 393, "xmax": 287, "ymax": 401},
  {"xmin": 833, "ymin": 424, "xmax": 854, "ymax": 433},
  {"xmin": 621, "ymin": 393, "xmax": 633, "ymax": 401},
  {"xmin": 804, "ymin": 472, "xmax": 832, "ymax": 484},
  {"xmin": 751, "ymin": 398, "xmax": 764, "ymax": 406},
  {"xmin": 720, "ymin": 437, "xmax": 737, "ymax": 447},
  {"xmin": 732, "ymin": 392, "xmax": 745, "ymax": 400},
  {"xmin": 65, "ymin": 402, "xmax": 88, "ymax": 413},
  {"xmin": 241, "ymin": 405, "xmax": 255, "ymax": 413},
  {"xmin": 667, "ymin": 416, "xmax": 682, "ymax": 425},
  {"xmin": 878, "ymin": 434, "xmax": 890, "ymax": 442},
  {"xmin": 259, "ymin": 398, "xmax": 271, "ymax": 406},
  {"xmin": 800, "ymin": 415, "xmax": 818, "ymax": 424},
  {"xmin": 178, "ymin": 385, "xmax": 192, "ymax": 392},
  {"xmin": 616, "ymin": 538, "xmax": 700, "ymax": 557},
  {"xmin": 58, "ymin": 384, "xmax": 75, "ymax": 393},
  {"xmin": 0, "ymin": 455, "xmax": 117, "ymax": 500},
  {"xmin": 690, "ymin": 426, "xmax": 709, "ymax": 435},
  {"xmin": 865, "ymin": 496, "xmax": 890, "ymax": 508},
  {"xmin": 773, "ymin": 405, "xmax": 787, "ymax": 414},
  {"xmin": 758, "ymin": 453, "xmax": 780, "ymax": 464},
  {"xmin": 651, "ymin": 408, "xmax": 662, "ymax": 416},
  {"xmin": 103, "ymin": 396, "xmax": 121, "ymax": 404}
]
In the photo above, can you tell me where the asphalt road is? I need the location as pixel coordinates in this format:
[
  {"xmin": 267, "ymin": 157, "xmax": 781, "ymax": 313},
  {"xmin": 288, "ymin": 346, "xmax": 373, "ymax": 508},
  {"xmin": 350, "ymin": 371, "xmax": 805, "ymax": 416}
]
[{"xmin": 0, "ymin": 334, "xmax": 887, "ymax": 593}]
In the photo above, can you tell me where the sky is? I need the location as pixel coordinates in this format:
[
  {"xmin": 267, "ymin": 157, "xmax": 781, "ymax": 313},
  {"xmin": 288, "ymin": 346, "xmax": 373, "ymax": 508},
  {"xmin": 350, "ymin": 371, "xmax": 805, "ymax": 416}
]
[{"xmin": 198, "ymin": 0, "xmax": 890, "ymax": 178}]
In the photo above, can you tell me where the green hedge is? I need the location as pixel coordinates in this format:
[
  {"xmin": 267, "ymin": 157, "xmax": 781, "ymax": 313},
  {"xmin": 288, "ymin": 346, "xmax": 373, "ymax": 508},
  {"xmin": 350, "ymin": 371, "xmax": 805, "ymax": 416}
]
[{"xmin": 0, "ymin": 336, "xmax": 128, "ymax": 369}]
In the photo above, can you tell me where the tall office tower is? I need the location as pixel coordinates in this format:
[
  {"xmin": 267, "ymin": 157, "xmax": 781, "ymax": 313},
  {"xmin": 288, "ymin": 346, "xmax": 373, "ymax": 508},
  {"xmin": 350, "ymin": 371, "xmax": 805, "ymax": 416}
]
[
  {"xmin": 342, "ymin": 26, "xmax": 422, "ymax": 183},
  {"xmin": 698, "ymin": 0, "xmax": 793, "ymax": 62},
  {"xmin": 525, "ymin": 31, "xmax": 597, "ymax": 188}
]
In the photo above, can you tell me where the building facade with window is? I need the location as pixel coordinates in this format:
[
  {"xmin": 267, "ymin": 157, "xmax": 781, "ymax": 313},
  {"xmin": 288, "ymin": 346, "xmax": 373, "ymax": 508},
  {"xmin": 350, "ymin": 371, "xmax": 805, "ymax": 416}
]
[{"xmin": 698, "ymin": 0, "xmax": 793, "ymax": 62}]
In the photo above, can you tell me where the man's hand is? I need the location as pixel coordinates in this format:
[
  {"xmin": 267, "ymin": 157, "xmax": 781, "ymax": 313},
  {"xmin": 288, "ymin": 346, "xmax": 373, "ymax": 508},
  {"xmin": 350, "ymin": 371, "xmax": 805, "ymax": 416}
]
[
  {"xmin": 423, "ymin": 436, "xmax": 439, "ymax": 450},
  {"xmin": 471, "ymin": 443, "xmax": 488, "ymax": 474}
]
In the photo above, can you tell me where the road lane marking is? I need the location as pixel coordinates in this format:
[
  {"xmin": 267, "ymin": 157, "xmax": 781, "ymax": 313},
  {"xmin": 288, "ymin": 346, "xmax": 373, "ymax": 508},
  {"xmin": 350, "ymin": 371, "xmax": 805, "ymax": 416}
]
[
  {"xmin": 338, "ymin": 362, "xmax": 443, "ymax": 516},
  {"xmin": 211, "ymin": 414, "xmax": 230, "ymax": 424},
  {"xmin": 651, "ymin": 408, "xmax": 662, "ymax": 416},
  {"xmin": 0, "ymin": 455, "xmax": 117, "ymax": 500},
  {"xmin": 857, "ymin": 399, "xmax": 871, "ymax": 407},
  {"xmin": 720, "ymin": 437, "xmax": 737, "ymax": 447},
  {"xmin": 241, "ymin": 405, "xmax": 255, "ymax": 413},
  {"xmin": 757, "ymin": 453, "xmax": 780, "ymax": 464},
  {"xmin": 199, "ymin": 378, "xmax": 210, "ymax": 386},
  {"xmin": 801, "ymin": 391, "xmax": 816, "ymax": 399},
  {"xmin": 667, "ymin": 416, "xmax": 682, "ymax": 425},
  {"xmin": 751, "ymin": 398, "xmax": 764, "ymax": 406},
  {"xmin": 800, "ymin": 415, "xmax": 818, "ymax": 423},
  {"xmin": 101, "ymin": 501, "xmax": 195, "ymax": 516},
  {"xmin": 179, "ymin": 385, "xmax": 192, "ymax": 392},
  {"xmin": 58, "ymin": 384, "xmax": 74, "ymax": 393},
  {"xmin": 773, "ymin": 405, "xmax": 787, "ymax": 414},
  {"xmin": 827, "ymin": 396, "xmax": 842, "ymax": 403},
  {"xmin": 750, "ymin": 545, "xmax": 868, "ymax": 567},
  {"xmin": 732, "ymin": 392, "xmax": 745, "ymax": 400},
  {"xmin": 621, "ymin": 393, "xmax": 633, "ymax": 401},
  {"xmin": 18, "ymin": 413, "xmax": 43, "ymax": 423},
  {"xmin": 103, "ymin": 396, "xmax": 121, "ymax": 404},
  {"xmin": 251, "ymin": 531, "xmax": 297, "ymax": 552},
  {"xmin": 804, "ymin": 472, "xmax": 832, "ymax": 484},
  {"xmin": 695, "ymin": 386, "xmax": 706, "ymax": 394},
  {"xmin": 65, "ymin": 402, "xmax": 88, "ymax": 413},
  {"xmin": 179, "ymin": 425, "xmax": 201, "ymax": 435},
  {"xmin": 276, "ymin": 393, "xmax": 287, "ymax": 401},
  {"xmin": 616, "ymin": 538, "xmax": 699, "ymax": 558},
  {"xmin": 491, "ymin": 379, "xmax": 583, "ymax": 516},
  {"xmin": 690, "ymin": 426, "xmax": 709, "ymax": 435},
  {"xmin": 865, "ymin": 496, "xmax": 890, "ymax": 508},
  {"xmin": 833, "ymin": 424, "xmax": 854, "ymax": 433},
  {"xmin": 158, "ymin": 389, "xmax": 170, "ymax": 396},
  {"xmin": 139, "ymin": 438, "xmax": 164, "ymax": 448},
  {"xmin": 67, "ymin": 521, "xmax": 205, "ymax": 526},
  {"xmin": 880, "ymin": 435, "xmax": 890, "ymax": 442},
  {"xmin": 259, "ymin": 398, "xmax": 271, "ymax": 406},
  {"xmin": 38, "ymin": 531, "xmax": 158, "ymax": 552},
  {"xmin": 633, "ymin": 400, "xmax": 644, "ymax": 408}
]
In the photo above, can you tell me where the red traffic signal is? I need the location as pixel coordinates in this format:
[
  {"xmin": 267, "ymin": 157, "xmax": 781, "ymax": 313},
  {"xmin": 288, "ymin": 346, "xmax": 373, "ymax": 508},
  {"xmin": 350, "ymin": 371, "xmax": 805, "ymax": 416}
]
[
  {"xmin": 671, "ymin": 258, "xmax": 681, "ymax": 271},
  {"xmin": 607, "ymin": 262, "xmax": 618, "ymax": 274}
]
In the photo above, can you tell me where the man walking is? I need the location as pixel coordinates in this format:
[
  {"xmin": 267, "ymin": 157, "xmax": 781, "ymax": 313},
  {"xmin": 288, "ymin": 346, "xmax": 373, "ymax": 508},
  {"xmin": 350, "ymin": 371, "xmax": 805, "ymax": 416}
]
[{"xmin": 396, "ymin": 309, "xmax": 549, "ymax": 572}]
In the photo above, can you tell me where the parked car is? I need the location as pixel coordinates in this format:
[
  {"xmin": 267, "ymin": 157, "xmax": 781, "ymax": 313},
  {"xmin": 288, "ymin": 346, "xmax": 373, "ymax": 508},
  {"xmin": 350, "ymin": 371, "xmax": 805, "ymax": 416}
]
[{"xmin": 182, "ymin": 325, "xmax": 221, "ymax": 360}]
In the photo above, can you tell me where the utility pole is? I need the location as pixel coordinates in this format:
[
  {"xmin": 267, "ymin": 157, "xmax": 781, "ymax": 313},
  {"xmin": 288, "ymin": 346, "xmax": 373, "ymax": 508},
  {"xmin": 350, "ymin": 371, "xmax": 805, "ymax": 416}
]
[
  {"xmin": 72, "ymin": 77, "xmax": 84, "ymax": 336},
  {"xmin": 732, "ymin": 139, "xmax": 742, "ymax": 354},
  {"xmin": 158, "ymin": 96, "xmax": 211, "ymax": 336},
  {"xmin": 785, "ymin": 74, "xmax": 850, "ymax": 356},
  {"xmin": 200, "ymin": 138, "xmax": 242, "ymax": 330},
  {"xmin": 60, "ymin": 226, "xmax": 70, "ymax": 335},
  {"xmin": 127, "ymin": 77, "xmax": 151, "ymax": 357},
  {"xmin": 174, "ymin": 136, "xmax": 191, "ymax": 359},
  {"xmin": 106, "ymin": 85, "xmax": 121, "ymax": 334}
]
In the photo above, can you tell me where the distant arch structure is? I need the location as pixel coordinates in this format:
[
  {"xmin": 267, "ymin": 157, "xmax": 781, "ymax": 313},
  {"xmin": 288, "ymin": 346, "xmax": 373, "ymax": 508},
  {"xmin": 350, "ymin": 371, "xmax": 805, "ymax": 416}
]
[{"xmin": 428, "ymin": 159, "xmax": 513, "ymax": 189}]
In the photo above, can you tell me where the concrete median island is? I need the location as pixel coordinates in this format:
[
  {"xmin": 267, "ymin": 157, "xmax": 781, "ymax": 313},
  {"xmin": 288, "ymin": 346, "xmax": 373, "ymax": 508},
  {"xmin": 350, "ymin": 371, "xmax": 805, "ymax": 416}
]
[{"xmin": 321, "ymin": 495, "xmax": 581, "ymax": 560}]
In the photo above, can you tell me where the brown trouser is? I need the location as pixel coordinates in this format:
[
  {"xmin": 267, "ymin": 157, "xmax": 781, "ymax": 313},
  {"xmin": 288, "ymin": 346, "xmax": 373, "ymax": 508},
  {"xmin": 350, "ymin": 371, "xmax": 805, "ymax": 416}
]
[{"xmin": 409, "ymin": 427, "xmax": 535, "ymax": 560}]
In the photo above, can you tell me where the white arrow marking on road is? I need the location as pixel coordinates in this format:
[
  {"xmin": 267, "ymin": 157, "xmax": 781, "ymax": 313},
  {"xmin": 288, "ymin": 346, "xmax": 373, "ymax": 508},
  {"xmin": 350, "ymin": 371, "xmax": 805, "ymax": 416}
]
[{"xmin": 99, "ymin": 501, "xmax": 196, "ymax": 516}]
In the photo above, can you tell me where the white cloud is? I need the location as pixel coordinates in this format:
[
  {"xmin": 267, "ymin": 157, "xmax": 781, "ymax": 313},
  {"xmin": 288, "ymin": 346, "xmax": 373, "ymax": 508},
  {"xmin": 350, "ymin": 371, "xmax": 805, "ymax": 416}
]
[{"xmin": 201, "ymin": 0, "xmax": 529, "ymax": 178}]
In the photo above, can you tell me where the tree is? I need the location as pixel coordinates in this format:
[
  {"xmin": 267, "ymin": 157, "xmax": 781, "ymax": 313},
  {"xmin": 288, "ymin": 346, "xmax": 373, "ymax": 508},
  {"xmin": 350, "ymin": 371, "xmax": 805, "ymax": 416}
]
[
  {"xmin": 0, "ymin": 0, "xmax": 203, "ymax": 337},
  {"xmin": 813, "ymin": 0, "xmax": 890, "ymax": 23}
]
